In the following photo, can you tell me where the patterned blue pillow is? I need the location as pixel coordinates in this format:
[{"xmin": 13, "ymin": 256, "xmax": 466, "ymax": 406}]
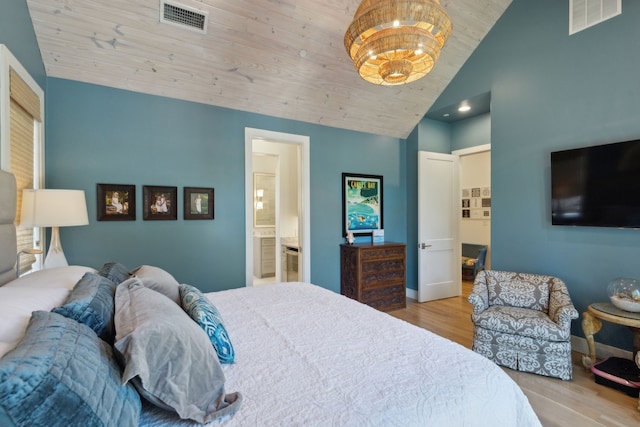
[
  {"xmin": 179, "ymin": 284, "xmax": 235, "ymax": 364},
  {"xmin": 52, "ymin": 272, "xmax": 116, "ymax": 343},
  {"xmin": 0, "ymin": 311, "xmax": 141, "ymax": 427},
  {"xmin": 98, "ymin": 262, "xmax": 130, "ymax": 285}
]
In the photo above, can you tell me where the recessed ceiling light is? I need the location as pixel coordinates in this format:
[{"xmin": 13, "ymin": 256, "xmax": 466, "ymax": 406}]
[
  {"xmin": 443, "ymin": 113, "xmax": 450, "ymax": 117},
  {"xmin": 458, "ymin": 104, "xmax": 471, "ymax": 112}
]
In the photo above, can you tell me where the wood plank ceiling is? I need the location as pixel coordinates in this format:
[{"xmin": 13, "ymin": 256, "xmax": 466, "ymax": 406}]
[{"xmin": 26, "ymin": 0, "xmax": 512, "ymax": 139}]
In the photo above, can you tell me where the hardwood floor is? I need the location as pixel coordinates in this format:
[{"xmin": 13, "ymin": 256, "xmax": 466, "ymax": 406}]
[{"xmin": 389, "ymin": 282, "xmax": 640, "ymax": 427}]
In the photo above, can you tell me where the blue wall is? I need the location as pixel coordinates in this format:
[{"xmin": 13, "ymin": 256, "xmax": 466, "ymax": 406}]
[
  {"xmin": 404, "ymin": 126, "xmax": 419, "ymax": 290},
  {"xmin": 3, "ymin": 1, "xmax": 408, "ymax": 296},
  {"xmin": 0, "ymin": 0, "xmax": 46, "ymax": 167},
  {"xmin": 45, "ymin": 78, "xmax": 406, "ymax": 293},
  {"xmin": 430, "ymin": 0, "xmax": 640, "ymax": 350},
  {"xmin": 451, "ymin": 114, "xmax": 490, "ymax": 151},
  {"xmin": 404, "ymin": 114, "xmax": 489, "ymax": 292},
  {"xmin": 0, "ymin": 1, "xmax": 45, "ymax": 90},
  {"xmin": 6, "ymin": 0, "xmax": 640, "ymax": 352},
  {"xmin": 404, "ymin": 118, "xmax": 453, "ymax": 291}
]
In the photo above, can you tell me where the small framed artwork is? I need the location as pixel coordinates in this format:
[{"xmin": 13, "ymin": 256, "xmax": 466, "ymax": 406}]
[
  {"xmin": 461, "ymin": 186, "xmax": 491, "ymax": 219},
  {"xmin": 97, "ymin": 183, "xmax": 136, "ymax": 221},
  {"xmin": 184, "ymin": 187, "xmax": 214, "ymax": 220},
  {"xmin": 143, "ymin": 185, "xmax": 177, "ymax": 220},
  {"xmin": 342, "ymin": 172, "xmax": 383, "ymax": 236}
]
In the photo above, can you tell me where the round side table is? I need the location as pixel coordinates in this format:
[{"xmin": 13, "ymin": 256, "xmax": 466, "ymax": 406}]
[{"xmin": 581, "ymin": 302, "xmax": 640, "ymax": 368}]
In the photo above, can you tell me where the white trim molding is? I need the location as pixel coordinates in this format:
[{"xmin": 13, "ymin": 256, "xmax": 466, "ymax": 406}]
[{"xmin": 0, "ymin": 44, "xmax": 45, "ymax": 174}]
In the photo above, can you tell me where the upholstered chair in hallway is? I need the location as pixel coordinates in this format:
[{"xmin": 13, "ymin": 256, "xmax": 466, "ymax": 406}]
[{"xmin": 468, "ymin": 270, "xmax": 579, "ymax": 380}]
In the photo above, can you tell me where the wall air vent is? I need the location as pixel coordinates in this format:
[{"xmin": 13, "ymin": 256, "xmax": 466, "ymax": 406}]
[
  {"xmin": 569, "ymin": 0, "xmax": 621, "ymax": 35},
  {"xmin": 160, "ymin": 0, "xmax": 208, "ymax": 34}
]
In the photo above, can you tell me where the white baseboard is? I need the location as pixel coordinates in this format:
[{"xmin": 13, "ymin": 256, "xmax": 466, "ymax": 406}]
[
  {"xmin": 571, "ymin": 335, "xmax": 632, "ymax": 361},
  {"xmin": 404, "ymin": 288, "xmax": 633, "ymax": 361}
]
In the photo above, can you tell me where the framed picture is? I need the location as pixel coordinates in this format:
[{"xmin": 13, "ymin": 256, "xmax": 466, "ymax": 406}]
[
  {"xmin": 461, "ymin": 186, "xmax": 491, "ymax": 219},
  {"xmin": 342, "ymin": 173, "xmax": 383, "ymax": 236},
  {"xmin": 143, "ymin": 185, "xmax": 177, "ymax": 220},
  {"xmin": 97, "ymin": 183, "xmax": 136, "ymax": 221},
  {"xmin": 184, "ymin": 187, "xmax": 214, "ymax": 220}
]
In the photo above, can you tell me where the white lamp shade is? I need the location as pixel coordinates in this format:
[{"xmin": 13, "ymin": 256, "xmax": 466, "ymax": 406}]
[{"xmin": 20, "ymin": 189, "xmax": 89, "ymax": 227}]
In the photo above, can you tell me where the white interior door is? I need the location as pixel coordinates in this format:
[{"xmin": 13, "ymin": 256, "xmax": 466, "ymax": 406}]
[{"xmin": 418, "ymin": 151, "xmax": 460, "ymax": 302}]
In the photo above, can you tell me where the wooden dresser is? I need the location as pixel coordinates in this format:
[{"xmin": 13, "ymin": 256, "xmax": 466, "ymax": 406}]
[{"xmin": 340, "ymin": 242, "xmax": 406, "ymax": 312}]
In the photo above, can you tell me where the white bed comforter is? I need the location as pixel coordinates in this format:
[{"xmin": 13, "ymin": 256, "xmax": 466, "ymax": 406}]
[{"xmin": 140, "ymin": 282, "xmax": 542, "ymax": 427}]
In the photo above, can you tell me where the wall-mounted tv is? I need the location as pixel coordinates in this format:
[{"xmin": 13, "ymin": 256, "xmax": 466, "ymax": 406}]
[{"xmin": 551, "ymin": 139, "xmax": 640, "ymax": 228}]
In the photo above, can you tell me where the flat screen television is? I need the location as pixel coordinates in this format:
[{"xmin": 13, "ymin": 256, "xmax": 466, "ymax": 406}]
[{"xmin": 551, "ymin": 139, "xmax": 640, "ymax": 228}]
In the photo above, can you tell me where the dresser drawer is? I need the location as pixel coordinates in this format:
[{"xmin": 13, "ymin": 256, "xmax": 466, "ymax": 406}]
[
  {"xmin": 360, "ymin": 246, "xmax": 405, "ymax": 261},
  {"xmin": 361, "ymin": 259, "xmax": 405, "ymax": 287},
  {"xmin": 262, "ymin": 238, "xmax": 276, "ymax": 246},
  {"xmin": 262, "ymin": 246, "xmax": 275, "ymax": 258},
  {"xmin": 361, "ymin": 283, "xmax": 406, "ymax": 311},
  {"xmin": 262, "ymin": 259, "xmax": 275, "ymax": 275}
]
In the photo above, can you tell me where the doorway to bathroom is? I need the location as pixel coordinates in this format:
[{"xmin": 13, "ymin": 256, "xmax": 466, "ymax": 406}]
[{"xmin": 244, "ymin": 128, "xmax": 310, "ymax": 286}]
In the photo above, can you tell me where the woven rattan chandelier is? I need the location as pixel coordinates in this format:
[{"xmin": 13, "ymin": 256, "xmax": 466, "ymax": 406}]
[{"xmin": 344, "ymin": 0, "xmax": 452, "ymax": 85}]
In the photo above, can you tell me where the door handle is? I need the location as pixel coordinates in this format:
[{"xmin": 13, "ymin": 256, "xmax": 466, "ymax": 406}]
[{"xmin": 418, "ymin": 243, "xmax": 432, "ymax": 249}]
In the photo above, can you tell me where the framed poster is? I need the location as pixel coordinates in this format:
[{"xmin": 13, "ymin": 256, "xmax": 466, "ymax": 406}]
[
  {"xmin": 143, "ymin": 185, "xmax": 177, "ymax": 220},
  {"xmin": 342, "ymin": 173, "xmax": 383, "ymax": 236},
  {"xmin": 184, "ymin": 187, "xmax": 214, "ymax": 220},
  {"xmin": 96, "ymin": 183, "xmax": 136, "ymax": 221}
]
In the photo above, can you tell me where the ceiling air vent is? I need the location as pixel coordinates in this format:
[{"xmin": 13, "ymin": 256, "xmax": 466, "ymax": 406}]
[
  {"xmin": 569, "ymin": 0, "xmax": 621, "ymax": 35},
  {"xmin": 160, "ymin": 0, "xmax": 208, "ymax": 34}
]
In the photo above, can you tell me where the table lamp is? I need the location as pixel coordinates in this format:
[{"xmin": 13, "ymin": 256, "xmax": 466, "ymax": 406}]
[{"xmin": 19, "ymin": 189, "xmax": 89, "ymax": 269}]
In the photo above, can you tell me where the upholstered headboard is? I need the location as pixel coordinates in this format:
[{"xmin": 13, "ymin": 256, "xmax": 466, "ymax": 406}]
[{"xmin": 0, "ymin": 169, "xmax": 17, "ymax": 285}]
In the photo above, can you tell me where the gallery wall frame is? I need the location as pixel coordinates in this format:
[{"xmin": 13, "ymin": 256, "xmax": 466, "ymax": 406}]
[
  {"xmin": 96, "ymin": 183, "xmax": 136, "ymax": 221},
  {"xmin": 143, "ymin": 185, "xmax": 177, "ymax": 220},
  {"xmin": 342, "ymin": 172, "xmax": 383, "ymax": 236},
  {"xmin": 461, "ymin": 186, "xmax": 491, "ymax": 219},
  {"xmin": 184, "ymin": 187, "xmax": 214, "ymax": 220}
]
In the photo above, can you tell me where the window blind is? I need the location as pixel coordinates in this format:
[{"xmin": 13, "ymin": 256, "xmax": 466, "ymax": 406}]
[
  {"xmin": 9, "ymin": 66, "xmax": 41, "ymax": 273},
  {"xmin": 9, "ymin": 68, "xmax": 41, "ymax": 121}
]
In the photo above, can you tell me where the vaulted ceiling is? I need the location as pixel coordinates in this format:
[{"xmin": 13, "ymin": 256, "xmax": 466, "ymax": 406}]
[{"xmin": 26, "ymin": 0, "xmax": 511, "ymax": 139}]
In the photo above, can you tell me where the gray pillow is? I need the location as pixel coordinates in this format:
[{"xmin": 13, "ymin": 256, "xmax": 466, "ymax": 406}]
[
  {"xmin": 114, "ymin": 279, "xmax": 242, "ymax": 423},
  {"xmin": 129, "ymin": 265, "xmax": 180, "ymax": 304},
  {"xmin": 0, "ymin": 311, "xmax": 141, "ymax": 427}
]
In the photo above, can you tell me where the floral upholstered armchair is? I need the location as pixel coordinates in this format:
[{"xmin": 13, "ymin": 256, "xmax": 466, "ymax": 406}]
[{"xmin": 468, "ymin": 270, "xmax": 579, "ymax": 380}]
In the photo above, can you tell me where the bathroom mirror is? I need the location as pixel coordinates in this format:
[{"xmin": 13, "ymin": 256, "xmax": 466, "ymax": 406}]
[{"xmin": 254, "ymin": 173, "xmax": 275, "ymax": 227}]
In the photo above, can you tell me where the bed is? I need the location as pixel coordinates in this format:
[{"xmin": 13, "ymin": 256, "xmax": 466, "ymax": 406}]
[{"xmin": 0, "ymin": 169, "xmax": 542, "ymax": 426}]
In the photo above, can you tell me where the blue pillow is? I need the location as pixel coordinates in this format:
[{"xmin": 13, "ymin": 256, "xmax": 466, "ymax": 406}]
[
  {"xmin": 179, "ymin": 283, "xmax": 235, "ymax": 364},
  {"xmin": 0, "ymin": 311, "xmax": 141, "ymax": 427},
  {"xmin": 98, "ymin": 262, "xmax": 130, "ymax": 285},
  {"xmin": 52, "ymin": 272, "xmax": 116, "ymax": 343}
]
